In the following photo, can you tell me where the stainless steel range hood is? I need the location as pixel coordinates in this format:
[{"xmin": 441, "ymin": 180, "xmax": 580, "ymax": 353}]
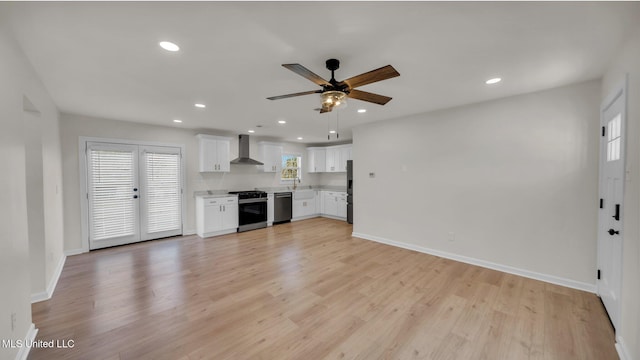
[{"xmin": 230, "ymin": 134, "xmax": 264, "ymax": 165}]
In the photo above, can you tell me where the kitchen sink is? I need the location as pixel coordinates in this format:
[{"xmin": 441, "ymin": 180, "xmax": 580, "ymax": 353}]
[{"xmin": 294, "ymin": 189, "xmax": 315, "ymax": 200}]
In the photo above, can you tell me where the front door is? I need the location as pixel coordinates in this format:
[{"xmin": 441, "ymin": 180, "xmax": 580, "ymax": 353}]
[{"xmin": 597, "ymin": 83, "xmax": 626, "ymax": 331}]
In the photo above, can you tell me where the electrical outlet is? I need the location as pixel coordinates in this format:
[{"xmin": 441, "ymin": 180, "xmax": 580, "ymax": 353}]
[
  {"xmin": 448, "ymin": 232, "xmax": 455, "ymax": 242},
  {"xmin": 369, "ymin": 172, "xmax": 375, "ymax": 178},
  {"xmin": 11, "ymin": 312, "xmax": 16, "ymax": 331}
]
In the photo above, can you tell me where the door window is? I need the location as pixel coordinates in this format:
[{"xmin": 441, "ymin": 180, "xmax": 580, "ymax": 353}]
[{"xmin": 607, "ymin": 113, "xmax": 621, "ymax": 162}]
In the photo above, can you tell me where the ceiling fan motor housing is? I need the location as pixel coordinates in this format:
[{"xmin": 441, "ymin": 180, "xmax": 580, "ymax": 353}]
[{"xmin": 326, "ymin": 58, "xmax": 340, "ymax": 71}]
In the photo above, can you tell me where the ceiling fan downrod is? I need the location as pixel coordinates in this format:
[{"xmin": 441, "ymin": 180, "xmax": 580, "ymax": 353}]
[{"xmin": 326, "ymin": 58, "xmax": 340, "ymax": 84}]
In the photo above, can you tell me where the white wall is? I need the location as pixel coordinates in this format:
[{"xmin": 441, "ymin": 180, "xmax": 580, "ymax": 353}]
[
  {"xmin": 353, "ymin": 80, "xmax": 601, "ymax": 289},
  {"xmin": 60, "ymin": 113, "xmax": 322, "ymax": 252},
  {"xmin": 0, "ymin": 20, "xmax": 64, "ymax": 360},
  {"xmin": 601, "ymin": 24, "xmax": 640, "ymax": 360}
]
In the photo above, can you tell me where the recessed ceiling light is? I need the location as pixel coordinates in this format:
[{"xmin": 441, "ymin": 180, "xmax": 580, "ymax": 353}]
[
  {"xmin": 278, "ymin": 120, "xmax": 286, "ymax": 124},
  {"xmin": 329, "ymin": 130, "xmax": 336, "ymax": 134},
  {"xmin": 159, "ymin": 41, "xmax": 180, "ymax": 52},
  {"xmin": 357, "ymin": 109, "xmax": 367, "ymax": 113},
  {"xmin": 248, "ymin": 130, "xmax": 255, "ymax": 133},
  {"xmin": 297, "ymin": 137, "xmax": 303, "ymax": 140},
  {"xmin": 194, "ymin": 103, "xmax": 206, "ymax": 108},
  {"xmin": 173, "ymin": 119, "xmax": 182, "ymax": 123},
  {"xmin": 485, "ymin": 77, "xmax": 502, "ymax": 85}
]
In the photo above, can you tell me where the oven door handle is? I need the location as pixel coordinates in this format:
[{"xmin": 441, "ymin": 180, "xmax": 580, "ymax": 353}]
[{"xmin": 238, "ymin": 198, "xmax": 268, "ymax": 204}]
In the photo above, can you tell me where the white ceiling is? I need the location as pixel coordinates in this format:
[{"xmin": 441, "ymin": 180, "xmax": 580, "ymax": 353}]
[{"xmin": 4, "ymin": 2, "xmax": 640, "ymax": 144}]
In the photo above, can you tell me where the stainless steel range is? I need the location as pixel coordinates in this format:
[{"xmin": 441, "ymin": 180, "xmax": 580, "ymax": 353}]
[{"xmin": 228, "ymin": 190, "xmax": 268, "ymax": 232}]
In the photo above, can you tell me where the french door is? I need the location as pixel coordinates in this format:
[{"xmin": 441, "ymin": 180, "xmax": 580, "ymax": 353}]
[{"xmin": 86, "ymin": 142, "xmax": 183, "ymax": 250}]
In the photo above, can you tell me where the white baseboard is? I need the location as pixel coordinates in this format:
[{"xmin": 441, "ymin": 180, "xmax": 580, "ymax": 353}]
[
  {"xmin": 292, "ymin": 214, "xmax": 319, "ymax": 222},
  {"xmin": 352, "ymin": 232, "xmax": 596, "ymax": 293},
  {"xmin": 30, "ymin": 291, "xmax": 48, "ymax": 304},
  {"xmin": 15, "ymin": 323, "xmax": 38, "ymax": 360},
  {"xmin": 64, "ymin": 248, "xmax": 85, "ymax": 256},
  {"xmin": 616, "ymin": 335, "xmax": 632, "ymax": 360},
  {"xmin": 320, "ymin": 214, "xmax": 347, "ymax": 221},
  {"xmin": 31, "ymin": 254, "xmax": 66, "ymax": 303}
]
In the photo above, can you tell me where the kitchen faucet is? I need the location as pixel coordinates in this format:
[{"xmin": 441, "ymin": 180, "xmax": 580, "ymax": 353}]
[{"xmin": 293, "ymin": 176, "xmax": 300, "ymax": 190}]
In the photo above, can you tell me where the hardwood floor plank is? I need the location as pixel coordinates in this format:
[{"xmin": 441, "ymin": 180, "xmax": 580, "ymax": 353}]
[{"xmin": 29, "ymin": 218, "xmax": 617, "ymax": 360}]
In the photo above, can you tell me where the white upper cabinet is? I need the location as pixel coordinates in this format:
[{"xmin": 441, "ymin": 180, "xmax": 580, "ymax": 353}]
[
  {"xmin": 326, "ymin": 147, "xmax": 338, "ymax": 172},
  {"xmin": 307, "ymin": 147, "xmax": 326, "ymax": 173},
  {"xmin": 310, "ymin": 144, "xmax": 351, "ymax": 173},
  {"xmin": 338, "ymin": 146, "xmax": 352, "ymax": 172},
  {"xmin": 197, "ymin": 134, "xmax": 231, "ymax": 172},
  {"xmin": 258, "ymin": 142, "xmax": 283, "ymax": 173},
  {"xmin": 307, "ymin": 144, "xmax": 351, "ymax": 173}
]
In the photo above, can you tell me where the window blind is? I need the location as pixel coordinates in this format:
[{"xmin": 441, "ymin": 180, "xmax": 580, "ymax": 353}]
[
  {"xmin": 144, "ymin": 151, "xmax": 182, "ymax": 234},
  {"xmin": 88, "ymin": 149, "xmax": 136, "ymax": 241}
]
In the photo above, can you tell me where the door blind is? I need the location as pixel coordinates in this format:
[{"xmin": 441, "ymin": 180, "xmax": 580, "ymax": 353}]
[
  {"xmin": 143, "ymin": 151, "xmax": 182, "ymax": 234},
  {"xmin": 88, "ymin": 149, "xmax": 136, "ymax": 241}
]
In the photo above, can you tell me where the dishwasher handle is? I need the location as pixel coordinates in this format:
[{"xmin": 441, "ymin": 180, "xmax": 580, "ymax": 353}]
[{"xmin": 275, "ymin": 192, "xmax": 292, "ymax": 198}]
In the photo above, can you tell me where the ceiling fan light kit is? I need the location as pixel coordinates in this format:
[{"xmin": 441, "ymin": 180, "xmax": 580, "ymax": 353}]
[
  {"xmin": 268, "ymin": 58, "xmax": 399, "ymax": 114},
  {"xmin": 321, "ymin": 90, "xmax": 347, "ymax": 109}
]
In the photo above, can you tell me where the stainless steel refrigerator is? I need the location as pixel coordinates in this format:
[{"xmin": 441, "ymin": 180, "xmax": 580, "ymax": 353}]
[{"xmin": 347, "ymin": 160, "xmax": 353, "ymax": 224}]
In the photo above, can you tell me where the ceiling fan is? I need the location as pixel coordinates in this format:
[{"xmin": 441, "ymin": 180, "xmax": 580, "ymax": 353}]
[{"xmin": 267, "ymin": 59, "xmax": 400, "ymax": 113}]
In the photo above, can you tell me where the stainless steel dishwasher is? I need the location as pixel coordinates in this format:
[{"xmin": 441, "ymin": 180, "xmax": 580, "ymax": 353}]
[{"xmin": 274, "ymin": 192, "xmax": 292, "ymax": 224}]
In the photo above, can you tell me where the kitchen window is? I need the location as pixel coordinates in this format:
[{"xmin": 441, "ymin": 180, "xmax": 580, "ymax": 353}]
[{"xmin": 281, "ymin": 154, "xmax": 302, "ymax": 182}]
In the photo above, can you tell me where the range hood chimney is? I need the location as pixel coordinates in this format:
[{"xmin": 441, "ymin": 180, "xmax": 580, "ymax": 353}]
[{"xmin": 230, "ymin": 134, "xmax": 264, "ymax": 165}]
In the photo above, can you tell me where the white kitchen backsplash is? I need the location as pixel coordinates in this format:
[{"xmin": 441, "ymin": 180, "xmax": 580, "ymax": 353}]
[
  {"xmin": 197, "ymin": 165, "xmax": 323, "ymax": 192},
  {"xmin": 318, "ymin": 172, "xmax": 347, "ymax": 187}
]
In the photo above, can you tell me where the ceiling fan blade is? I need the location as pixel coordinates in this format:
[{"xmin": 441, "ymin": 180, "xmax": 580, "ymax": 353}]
[
  {"xmin": 282, "ymin": 64, "xmax": 331, "ymax": 86},
  {"xmin": 340, "ymin": 65, "xmax": 400, "ymax": 89},
  {"xmin": 348, "ymin": 89, "xmax": 392, "ymax": 105},
  {"xmin": 267, "ymin": 90, "xmax": 321, "ymax": 100}
]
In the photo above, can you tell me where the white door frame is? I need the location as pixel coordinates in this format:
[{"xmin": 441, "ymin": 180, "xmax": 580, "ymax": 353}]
[
  {"xmin": 596, "ymin": 77, "xmax": 627, "ymax": 331},
  {"xmin": 79, "ymin": 137, "xmax": 186, "ymax": 253}
]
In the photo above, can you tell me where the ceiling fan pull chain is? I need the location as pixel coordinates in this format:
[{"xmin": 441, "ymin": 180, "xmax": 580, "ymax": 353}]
[{"xmin": 337, "ymin": 110, "xmax": 339, "ymax": 139}]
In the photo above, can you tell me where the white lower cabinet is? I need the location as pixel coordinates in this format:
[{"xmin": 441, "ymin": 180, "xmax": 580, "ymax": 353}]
[
  {"xmin": 337, "ymin": 193, "xmax": 347, "ymax": 218},
  {"xmin": 320, "ymin": 191, "xmax": 347, "ymax": 220},
  {"xmin": 293, "ymin": 199, "xmax": 316, "ymax": 219},
  {"xmin": 196, "ymin": 196, "xmax": 238, "ymax": 237},
  {"xmin": 292, "ymin": 190, "xmax": 317, "ymax": 220}
]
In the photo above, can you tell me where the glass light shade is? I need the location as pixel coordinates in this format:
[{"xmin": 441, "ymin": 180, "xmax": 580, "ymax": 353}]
[{"xmin": 321, "ymin": 91, "xmax": 347, "ymax": 109}]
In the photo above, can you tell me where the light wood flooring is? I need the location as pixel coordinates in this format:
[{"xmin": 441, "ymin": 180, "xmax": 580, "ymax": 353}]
[{"xmin": 31, "ymin": 218, "xmax": 617, "ymax": 359}]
